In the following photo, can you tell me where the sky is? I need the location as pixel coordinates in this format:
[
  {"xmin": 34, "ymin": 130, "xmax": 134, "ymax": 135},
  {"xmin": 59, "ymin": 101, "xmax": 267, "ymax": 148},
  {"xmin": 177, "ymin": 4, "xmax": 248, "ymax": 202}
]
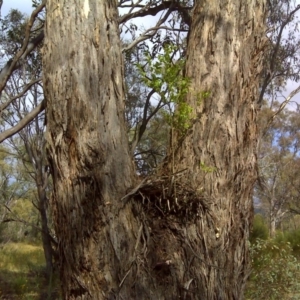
[
  {"xmin": 1, "ymin": 0, "xmax": 300, "ymax": 107},
  {"xmin": 1, "ymin": 0, "xmax": 33, "ymax": 16}
]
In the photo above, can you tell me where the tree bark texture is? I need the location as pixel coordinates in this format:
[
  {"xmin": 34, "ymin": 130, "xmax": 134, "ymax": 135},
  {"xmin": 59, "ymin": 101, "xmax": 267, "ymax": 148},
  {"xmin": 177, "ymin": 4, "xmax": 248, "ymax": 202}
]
[
  {"xmin": 43, "ymin": 0, "xmax": 135, "ymax": 298},
  {"xmin": 42, "ymin": 0, "xmax": 267, "ymax": 299},
  {"xmin": 165, "ymin": 0, "xmax": 267, "ymax": 298}
]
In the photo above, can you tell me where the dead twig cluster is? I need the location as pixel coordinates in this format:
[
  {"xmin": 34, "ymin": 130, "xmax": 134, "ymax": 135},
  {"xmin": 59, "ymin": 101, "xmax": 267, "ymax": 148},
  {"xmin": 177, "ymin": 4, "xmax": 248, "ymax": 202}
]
[{"xmin": 122, "ymin": 170, "xmax": 210, "ymax": 222}]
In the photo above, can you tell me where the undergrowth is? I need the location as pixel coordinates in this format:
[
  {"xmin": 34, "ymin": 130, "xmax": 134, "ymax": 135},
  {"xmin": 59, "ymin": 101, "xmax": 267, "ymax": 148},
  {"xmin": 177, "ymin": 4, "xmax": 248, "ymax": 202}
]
[{"xmin": 0, "ymin": 242, "xmax": 60, "ymax": 300}]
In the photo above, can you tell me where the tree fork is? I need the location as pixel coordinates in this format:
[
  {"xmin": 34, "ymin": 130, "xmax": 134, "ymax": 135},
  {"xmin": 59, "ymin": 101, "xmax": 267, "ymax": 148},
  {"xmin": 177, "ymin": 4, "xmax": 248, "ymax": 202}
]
[{"xmin": 43, "ymin": 0, "xmax": 267, "ymax": 299}]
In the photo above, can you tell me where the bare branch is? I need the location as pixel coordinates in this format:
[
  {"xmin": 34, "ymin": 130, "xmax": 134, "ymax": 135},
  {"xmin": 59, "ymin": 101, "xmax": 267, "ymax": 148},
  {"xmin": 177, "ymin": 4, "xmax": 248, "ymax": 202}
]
[
  {"xmin": 119, "ymin": 1, "xmax": 191, "ymax": 25},
  {"xmin": 122, "ymin": 7, "xmax": 174, "ymax": 52},
  {"xmin": 0, "ymin": 1, "xmax": 45, "ymax": 94},
  {"xmin": 0, "ymin": 78, "xmax": 41, "ymax": 114},
  {"xmin": 130, "ymin": 89, "xmax": 156, "ymax": 153},
  {"xmin": 0, "ymin": 99, "xmax": 45, "ymax": 143},
  {"xmin": 264, "ymin": 85, "xmax": 300, "ymax": 133}
]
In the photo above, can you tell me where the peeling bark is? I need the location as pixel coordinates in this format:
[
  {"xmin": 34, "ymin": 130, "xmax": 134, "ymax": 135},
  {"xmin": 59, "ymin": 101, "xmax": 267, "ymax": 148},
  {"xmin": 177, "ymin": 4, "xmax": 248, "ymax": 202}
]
[
  {"xmin": 43, "ymin": 1, "xmax": 134, "ymax": 298},
  {"xmin": 43, "ymin": 0, "xmax": 267, "ymax": 299},
  {"xmin": 164, "ymin": 0, "xmax": 267, "ymax": 298}
]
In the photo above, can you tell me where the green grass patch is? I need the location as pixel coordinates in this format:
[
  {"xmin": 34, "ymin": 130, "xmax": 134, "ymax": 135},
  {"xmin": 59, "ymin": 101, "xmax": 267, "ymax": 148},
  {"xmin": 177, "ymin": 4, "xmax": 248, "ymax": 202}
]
[{"xmin": 0, "ymin": 242, "xmax": 60, "ymax": 299}]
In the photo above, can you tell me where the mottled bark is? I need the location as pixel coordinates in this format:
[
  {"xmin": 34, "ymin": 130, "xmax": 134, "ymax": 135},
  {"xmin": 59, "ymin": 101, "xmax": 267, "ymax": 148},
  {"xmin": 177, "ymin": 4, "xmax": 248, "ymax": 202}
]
[
  {"xmin": 164, "ymin": 0, "xmax": 267, "ymax": 298},
  {"xmin": 43, "ymin": 0, "xmax": 134, "ymax": 298},
  {"xmin": 42, "ymin": 0, "xmax": 267, "ymax": 299}
]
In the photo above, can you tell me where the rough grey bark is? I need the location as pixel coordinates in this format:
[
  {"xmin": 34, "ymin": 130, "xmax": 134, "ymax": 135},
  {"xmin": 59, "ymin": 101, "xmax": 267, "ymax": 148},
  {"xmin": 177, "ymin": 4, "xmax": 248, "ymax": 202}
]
[
  {"xmin": 42, "ymin": 0, "xmax": 267, "ymax": 299},
  {"xmin": 43, "ymin": 0, "xmax": 135, "ymax": 298},
  {"xmin": 164, "ymin": 0, "xmax": 267, "ymax": 298}
]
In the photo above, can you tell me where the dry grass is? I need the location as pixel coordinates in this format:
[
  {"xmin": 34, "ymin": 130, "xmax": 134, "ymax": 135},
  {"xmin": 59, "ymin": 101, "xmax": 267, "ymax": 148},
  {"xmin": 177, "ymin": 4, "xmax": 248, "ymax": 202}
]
[{"xmin": 0, "ymin": 242, "xmax": 60, "ymax": 300}]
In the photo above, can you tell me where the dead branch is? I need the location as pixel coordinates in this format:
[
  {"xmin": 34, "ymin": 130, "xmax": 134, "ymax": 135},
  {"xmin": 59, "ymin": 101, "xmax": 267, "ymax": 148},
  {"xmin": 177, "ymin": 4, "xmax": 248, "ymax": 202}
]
[
  {"xmin": 0, "ymin": 78, "xmax": 41, "ymax": 114},
  {"xmin": 122, "ymin": 169, "xmax": 210, "ymax": 223},
  {"xmin": 262, "ymin": 84, "xmax": 300, "ymax": 137},
  {"xmin": 0, "ymin": 99, "xmax": 45, "ymax": 143},
  {"xmin": 119, "ymin": 1, "xmax": 191, "ymax": 25}
]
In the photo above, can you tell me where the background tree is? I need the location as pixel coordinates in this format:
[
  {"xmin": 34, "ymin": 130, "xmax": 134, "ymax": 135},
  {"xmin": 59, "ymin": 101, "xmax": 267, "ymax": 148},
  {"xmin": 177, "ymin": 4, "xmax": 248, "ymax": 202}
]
[
  {"xmin": 0, "ymin": 7, "xmax": 54, "ymax": 278},
  {"xmin": 257, "ymin": 102, "xmax": 300, "ymax": 236},
  {"xmin": 0, "ymin": 140, "xmax": 42, "ymax": 243},
  {"xmin": 250, "ymin": 0, "xmax": 300, "ymax": 239},
  {"xmin": 259, "ymin": 0, "xmax": 300, "ymax": 104},
  {"xmin": 0, "ymin": 144, "xmax": 26, "ymax": 231}
]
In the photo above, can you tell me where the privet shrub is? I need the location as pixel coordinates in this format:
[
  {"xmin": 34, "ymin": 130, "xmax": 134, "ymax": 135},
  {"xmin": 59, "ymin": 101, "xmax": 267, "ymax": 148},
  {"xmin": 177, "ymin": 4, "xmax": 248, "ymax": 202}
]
[
  {"xmin": 275, "ymin": 230, "xmax": 300, "ymax": 258},
  {"xmin": 249, "ymin": 214, "xmax": 268, "ymax": 244},
  {"xmin": 246, "ymin": 238, "xmax": 300, "ymax": 300}
]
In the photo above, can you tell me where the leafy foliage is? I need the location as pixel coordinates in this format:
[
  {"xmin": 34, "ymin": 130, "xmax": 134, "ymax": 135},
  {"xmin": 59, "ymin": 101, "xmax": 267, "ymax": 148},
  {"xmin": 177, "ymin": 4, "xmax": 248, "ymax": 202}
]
[
  {"xmin": 275, "ymin": 229, "xmax": 300, "ymax": 258},
  {"xmin": 137, "ymin": 44, "xmax": 192, "ymax": 134},
  {"xmin": 246, "ymin": 238, "xmax": 300, "ymax": 300},
  {"xmin": 249, "ymin": 214, "xmax": 269, "ymax": 243}
]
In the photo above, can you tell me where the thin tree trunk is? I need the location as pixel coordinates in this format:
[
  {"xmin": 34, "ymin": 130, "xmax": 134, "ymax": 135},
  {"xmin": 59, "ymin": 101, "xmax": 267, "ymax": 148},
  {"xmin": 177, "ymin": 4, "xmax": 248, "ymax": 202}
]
[
  {"xmin": 22, "ymin": 134, "xmax": 54, "ymax": 278},
  {"xmin": 36, "ymin": 167, "xmax": 53, "ymax": 278},
  {"xmin": 270, "ymin": 218, "xmax": 276, "ymax": 238}
]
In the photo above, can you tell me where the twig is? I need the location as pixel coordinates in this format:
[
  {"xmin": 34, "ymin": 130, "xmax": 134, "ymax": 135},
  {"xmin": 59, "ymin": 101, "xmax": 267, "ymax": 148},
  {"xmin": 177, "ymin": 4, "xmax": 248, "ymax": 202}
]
[{"xmin": 121, "ymin": 178, "xmax": 148, "ymax": 201}]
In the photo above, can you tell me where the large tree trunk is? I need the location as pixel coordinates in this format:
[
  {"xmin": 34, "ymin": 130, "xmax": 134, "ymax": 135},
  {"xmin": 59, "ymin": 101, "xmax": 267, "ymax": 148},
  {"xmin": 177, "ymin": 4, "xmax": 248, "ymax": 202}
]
[
  {"xmin": 43, "ymin": 0, "xmax": 135, "ymax": 298},
  {"xmin": 164, "ymin": 0, "xmax": 266, "ymax": 298},
  {"xmin": 42, "ymin": 0, "xmax": 266, "ymax": 299}
]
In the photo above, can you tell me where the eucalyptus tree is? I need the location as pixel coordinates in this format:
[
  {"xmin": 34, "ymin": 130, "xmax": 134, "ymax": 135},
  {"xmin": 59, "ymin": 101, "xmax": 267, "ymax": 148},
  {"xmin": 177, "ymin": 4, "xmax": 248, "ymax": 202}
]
[
  {"xmin": 0, "ymin": 0, "xmax": 267, "ymax": 299},
  {"xmin": 255, "ymin": 1, "xmax": 300, "ymax": 238},
  {"xmin": 257, "ymin": 102, "xmax": 300, "ymax": 236},
  {"xmin": 0, "ymin": 144, "xmax": 24, "ymax": 227},
  {"xmin": 0, "ymin": 7, "xmax": 54, "ymax": 277},
  {"xmin": 41, "ymin": 0, "xmax": 266, "ymax": 298}
]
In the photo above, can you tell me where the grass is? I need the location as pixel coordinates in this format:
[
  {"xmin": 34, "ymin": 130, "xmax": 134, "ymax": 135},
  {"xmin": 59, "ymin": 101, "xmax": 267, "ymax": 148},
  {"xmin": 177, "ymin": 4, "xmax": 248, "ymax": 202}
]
[{"xmin": 0, "ymin": 242, "xmax": 60, "ymax": 300}]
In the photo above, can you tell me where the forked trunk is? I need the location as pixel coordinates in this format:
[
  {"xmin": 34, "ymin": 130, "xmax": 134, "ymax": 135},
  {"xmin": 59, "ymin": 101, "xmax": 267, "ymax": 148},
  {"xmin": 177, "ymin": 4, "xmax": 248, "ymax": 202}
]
[{"xmin": 43, "ymin": 0, "xmax": 266, "ymax": 299}]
